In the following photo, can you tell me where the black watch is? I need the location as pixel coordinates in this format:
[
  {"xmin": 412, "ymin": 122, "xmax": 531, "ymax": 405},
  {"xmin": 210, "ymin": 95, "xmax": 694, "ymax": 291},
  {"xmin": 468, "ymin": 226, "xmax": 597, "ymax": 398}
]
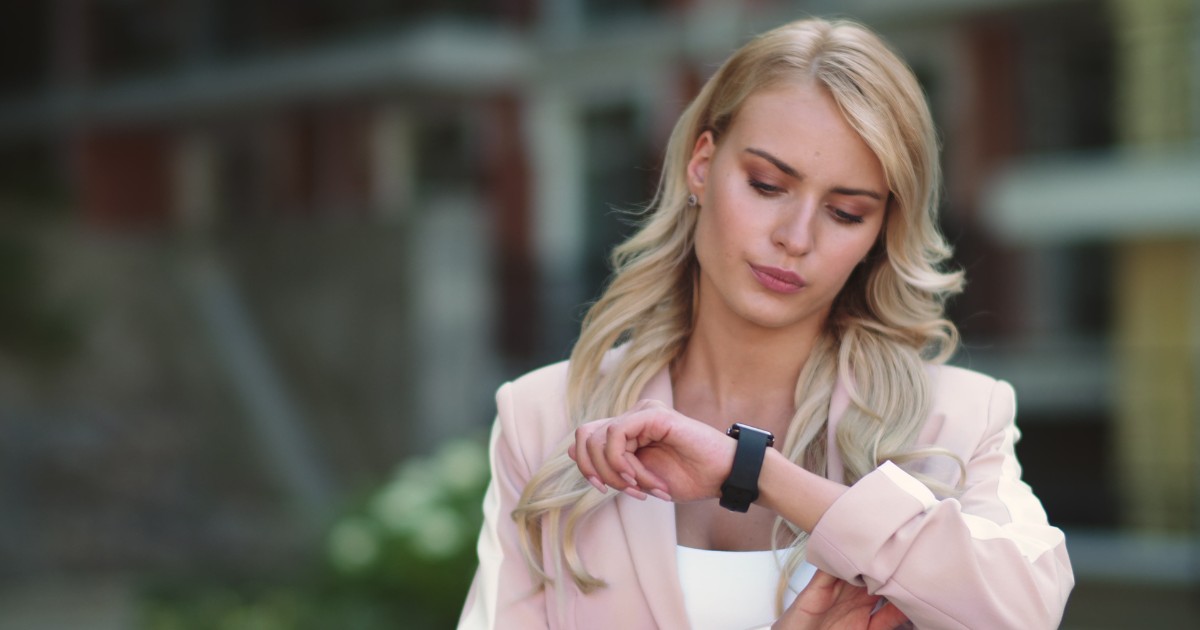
[{"xmin": 719, "ymin": 423, "xmax": 775, "ymax": 512}]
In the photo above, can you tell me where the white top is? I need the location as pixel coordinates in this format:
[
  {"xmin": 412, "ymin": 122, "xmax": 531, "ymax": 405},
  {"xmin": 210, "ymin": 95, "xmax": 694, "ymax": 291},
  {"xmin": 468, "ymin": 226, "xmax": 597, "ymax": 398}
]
[{"xmin": 676, "ymin": 545, "xmax": 817, "ymax": 630}]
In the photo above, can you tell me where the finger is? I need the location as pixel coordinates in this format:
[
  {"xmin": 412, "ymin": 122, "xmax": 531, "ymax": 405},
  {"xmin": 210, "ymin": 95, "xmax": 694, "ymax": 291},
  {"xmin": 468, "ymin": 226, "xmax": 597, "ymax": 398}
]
[
  {"xmin": 867, "ymin": 601, "xmax": 909, "ymax": 630},
  {"xmin": 603, "ymin": 429, "xmax": 659, "ymax": 504},
  {"xmin": 587, "ymin": 426, "xmax": 638, "ymax": 496},
  {"xmin": 628, "ymin": 406, "xmax": 676, "ymax": 449},
  {"xmin": 604, "ymin": 406, "xmax": 676, "ymax": 474},
  {"xmin": 829, "ymin": 581, "xmax": 877, "ymax": 611},
  {"xmin": 604, "ymin": 422, "xmax": 640, "ymax": 483},
  {"xmin": 791, "ymin": 569, "xmax": 839, "ymax": 615},
  {"xmin": 573, "ymin": 425, "xmax": 598, "ymax": 477},
  {"xmin": 776, "ymin": 572, "xmax": 835, "ymax": 628},
  {"xmin": 622, "ymin": 485, "xmax": 649, "ymax": 500},
  {"xmin": 770, "ymin": 603, "xmax": 814, "ymax": 630},
  {"xmin": 572, "ymin": 425, "xmax": 606, "ymax": 493},
  {"xmin": 622, "ymin": 451, "xmax": 670, "ymax": 501},
  {"xmin": 806, "ymin": 569, "xmax": 840, "ymax": 591}
]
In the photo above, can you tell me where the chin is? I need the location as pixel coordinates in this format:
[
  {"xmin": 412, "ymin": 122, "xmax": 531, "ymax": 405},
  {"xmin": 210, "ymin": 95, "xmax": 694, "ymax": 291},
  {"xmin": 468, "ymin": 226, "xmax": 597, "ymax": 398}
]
[
  {"xmin": 740, "ymin": 298, "xmax": 832, "ymax": 331},
  {"xmin": 736, "ymin": 308, "xmax": 809, "ymax": 331}
]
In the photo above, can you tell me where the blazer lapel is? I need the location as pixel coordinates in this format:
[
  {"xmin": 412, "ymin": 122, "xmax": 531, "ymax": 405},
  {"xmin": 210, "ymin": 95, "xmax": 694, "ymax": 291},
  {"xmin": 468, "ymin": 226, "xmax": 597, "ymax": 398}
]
[{"xmin": 614, "ymin": 365, "xmax": 690, "ymax": 629}]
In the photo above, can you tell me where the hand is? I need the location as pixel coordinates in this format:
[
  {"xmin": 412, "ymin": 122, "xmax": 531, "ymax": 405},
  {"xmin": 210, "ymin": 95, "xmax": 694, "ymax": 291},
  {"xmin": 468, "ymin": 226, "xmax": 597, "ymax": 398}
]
[
  {"xmin": 773, "ymin": 570, "xmax": 909, "ymax": 630},
  {"xmin": 566, "ymin": 399, "xmax": 735, "ymax": 502}
]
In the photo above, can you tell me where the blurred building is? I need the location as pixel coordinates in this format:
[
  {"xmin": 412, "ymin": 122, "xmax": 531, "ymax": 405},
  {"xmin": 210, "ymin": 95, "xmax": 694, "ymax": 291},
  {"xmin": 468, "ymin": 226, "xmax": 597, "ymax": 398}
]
[
  {"xmin": 0, "ymin": 0, "xmax": 1197, "ymax": 626},
  {"xmin": 982, "ymin": 0, "xmax": 1200, "ymax": 585}
]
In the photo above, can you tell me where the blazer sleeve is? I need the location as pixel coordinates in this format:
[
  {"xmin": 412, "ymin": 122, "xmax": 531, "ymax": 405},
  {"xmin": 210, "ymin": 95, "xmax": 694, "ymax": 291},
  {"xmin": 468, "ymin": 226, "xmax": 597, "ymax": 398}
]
[
  {"xmin": 458, "ymin": 382, "xmax": 549, "ymax": 629},
  {"xmin": 806, "ymin": 379, "xmax": 1074, "ymax": 629}
]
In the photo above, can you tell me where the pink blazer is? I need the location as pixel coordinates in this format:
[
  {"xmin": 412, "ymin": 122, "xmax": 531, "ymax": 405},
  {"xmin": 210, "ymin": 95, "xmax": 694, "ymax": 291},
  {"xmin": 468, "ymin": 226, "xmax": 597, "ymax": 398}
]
[{"xmin": 458, "ymin": 359, "xmax": 1074, "ymax": 629}]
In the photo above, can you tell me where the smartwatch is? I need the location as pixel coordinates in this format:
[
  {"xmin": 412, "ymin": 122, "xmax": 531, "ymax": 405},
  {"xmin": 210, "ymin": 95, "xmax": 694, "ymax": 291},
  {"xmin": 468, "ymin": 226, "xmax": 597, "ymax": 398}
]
[{"xmin": 719, "ymin": 423, "xmax": 775, "ymax": 512}]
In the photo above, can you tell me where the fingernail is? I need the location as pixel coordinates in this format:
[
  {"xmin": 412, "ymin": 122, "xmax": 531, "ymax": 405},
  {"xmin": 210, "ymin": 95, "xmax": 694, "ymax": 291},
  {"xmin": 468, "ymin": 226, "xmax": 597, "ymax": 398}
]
[
  {"xmin": 622, "ymin": 487, "xmax": 647, "ymax": 501},
  {"xmin": 587, "ymin": 476, "xmax": 607, "ymax": 493},
  {"xmin": 650, "ymin": 489, "xmax": 672, "ymax": 502},
  {"xmin": 620, "ymin": 473, "xmax": 638, "ymax": 487}
]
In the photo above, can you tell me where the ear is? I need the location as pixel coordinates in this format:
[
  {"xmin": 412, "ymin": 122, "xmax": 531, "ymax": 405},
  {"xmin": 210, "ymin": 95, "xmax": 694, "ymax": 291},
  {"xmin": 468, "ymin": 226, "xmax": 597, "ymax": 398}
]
[{"xmin": 686, "ymin": 130, "xmax": 716, "ymax": 199}]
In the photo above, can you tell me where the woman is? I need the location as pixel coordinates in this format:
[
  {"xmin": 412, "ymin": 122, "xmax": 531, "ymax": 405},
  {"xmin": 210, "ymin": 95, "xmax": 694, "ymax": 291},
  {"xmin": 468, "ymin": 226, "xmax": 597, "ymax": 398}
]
[{"xmin": 459, "ymin": 17, "xmax": 1073, "ymax": 630}]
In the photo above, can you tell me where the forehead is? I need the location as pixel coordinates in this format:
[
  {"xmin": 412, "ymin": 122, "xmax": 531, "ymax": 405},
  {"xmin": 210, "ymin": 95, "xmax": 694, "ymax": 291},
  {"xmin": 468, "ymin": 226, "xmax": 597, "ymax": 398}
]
[{"xmin": 721, "ymin": 83, "xmax": 887, "ymax": 190}]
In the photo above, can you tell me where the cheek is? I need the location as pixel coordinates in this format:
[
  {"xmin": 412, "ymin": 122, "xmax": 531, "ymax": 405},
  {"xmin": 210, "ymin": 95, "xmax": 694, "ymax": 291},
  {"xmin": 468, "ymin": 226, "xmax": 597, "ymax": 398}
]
[
  {"xmin": 709, "ymin": 178, "xmax": 768, "ymax": 247},
  {"xmin": 695, "ymin": 183, "xmax": 742, "ymax": 262},
  {"xmin": 842, "ymin": 211, "xmax": 885, "ymax": 254},
  {"xmin": 819, "ymin": 221, "xmax": 882, "ymax": 278},
  {"xmin": 842, "ymin": 232, "xmax": 878, "ymax": 264},
  {"xmin": 693, "ymin": 214, "xmax": 738, "ymax": 269}
]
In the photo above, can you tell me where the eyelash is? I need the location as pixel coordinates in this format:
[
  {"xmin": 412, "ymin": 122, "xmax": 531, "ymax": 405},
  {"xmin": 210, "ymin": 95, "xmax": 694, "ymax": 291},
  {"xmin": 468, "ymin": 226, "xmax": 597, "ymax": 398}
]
[
  {"xmin": 748, "ymin": 178, "xmax": 865, "ymax": 225},
  {"xmin": 832, "ymin": 209, "xmax": 865, "ymax": 225},
  {"xmin": 748, "ymin": 178, "xmax": 782, "ymax": 196}
]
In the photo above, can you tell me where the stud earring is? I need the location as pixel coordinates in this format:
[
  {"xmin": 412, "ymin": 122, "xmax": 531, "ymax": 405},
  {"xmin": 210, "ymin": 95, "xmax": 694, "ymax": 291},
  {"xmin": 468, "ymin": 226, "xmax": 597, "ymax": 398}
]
[{"xmin": 687, "ymin": 193, "xmax": 698, "ymax": 208}]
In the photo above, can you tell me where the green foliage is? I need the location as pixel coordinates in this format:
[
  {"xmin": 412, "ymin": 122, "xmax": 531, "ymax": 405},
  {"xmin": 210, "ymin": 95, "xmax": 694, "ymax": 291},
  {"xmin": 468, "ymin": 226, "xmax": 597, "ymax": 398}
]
[
  {"xmin": 140, "ymin": 437, "xmax": 490, "ymax": 630},
  {"xmin": 0, "ymin": 232, "xmax": 80, "ymax": 367},
  {"xmin": 324, "ymin": 438, "xmax": 490, "ymax": 626}
]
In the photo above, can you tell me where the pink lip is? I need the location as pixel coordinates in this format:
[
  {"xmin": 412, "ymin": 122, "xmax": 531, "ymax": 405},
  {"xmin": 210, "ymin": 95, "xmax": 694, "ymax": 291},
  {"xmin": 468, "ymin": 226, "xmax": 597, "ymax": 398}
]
[{"xmin": 750, "ymin": 264, "xmax": 807, "ymax": 294}]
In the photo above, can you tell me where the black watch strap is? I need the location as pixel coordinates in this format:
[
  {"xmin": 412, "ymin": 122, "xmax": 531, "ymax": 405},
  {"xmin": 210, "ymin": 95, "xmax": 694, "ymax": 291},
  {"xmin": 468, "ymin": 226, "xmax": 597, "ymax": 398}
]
[{"xmin": 719, "ymin": 423, "xmax": 775, "ymax": 512}]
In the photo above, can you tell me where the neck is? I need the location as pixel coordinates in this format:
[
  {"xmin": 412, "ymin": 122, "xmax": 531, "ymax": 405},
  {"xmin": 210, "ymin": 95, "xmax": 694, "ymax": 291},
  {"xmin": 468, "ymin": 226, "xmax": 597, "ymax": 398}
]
[{"xmin": 671, "ymin": 304, "xmax": 825, "ymax": 434}]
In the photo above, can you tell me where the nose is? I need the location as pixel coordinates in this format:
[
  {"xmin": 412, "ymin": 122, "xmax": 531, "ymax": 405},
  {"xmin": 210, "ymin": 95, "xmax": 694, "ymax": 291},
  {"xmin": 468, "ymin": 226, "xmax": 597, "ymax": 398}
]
[{"xmin": 772, "ymin": 198, "xmax": 816, "ymax": 256}]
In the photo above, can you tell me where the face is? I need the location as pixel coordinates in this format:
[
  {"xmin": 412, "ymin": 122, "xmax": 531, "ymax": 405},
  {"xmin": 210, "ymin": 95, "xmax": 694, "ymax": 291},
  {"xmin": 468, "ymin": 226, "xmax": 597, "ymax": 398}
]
[{"xmin": 686, "ymin": 81, "xmax": 888, "ymax": 334}]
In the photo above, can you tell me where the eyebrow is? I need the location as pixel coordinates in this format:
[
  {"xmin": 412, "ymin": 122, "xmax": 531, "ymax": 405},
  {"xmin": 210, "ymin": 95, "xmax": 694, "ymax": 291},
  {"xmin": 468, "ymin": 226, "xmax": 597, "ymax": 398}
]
[{"xmin": 743, "ymin": 147, "xmax": 885, "ymax": 201}]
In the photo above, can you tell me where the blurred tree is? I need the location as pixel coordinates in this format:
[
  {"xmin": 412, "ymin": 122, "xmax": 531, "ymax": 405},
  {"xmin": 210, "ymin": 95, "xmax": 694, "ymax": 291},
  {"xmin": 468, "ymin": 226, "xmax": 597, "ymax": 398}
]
[
  {"xmin": 0, "ymin": 233, "xmax": 78, "ymax": 369},
  {"xmin": 0, "ymin": 140, "xmax": 78, "ymax": 371}
]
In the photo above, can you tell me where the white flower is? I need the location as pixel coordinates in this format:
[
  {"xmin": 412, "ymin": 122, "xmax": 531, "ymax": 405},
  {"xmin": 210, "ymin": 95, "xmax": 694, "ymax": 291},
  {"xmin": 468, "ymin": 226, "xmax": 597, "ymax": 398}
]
[
  {"xmin": 328, "ymin": 518, "xmax": 380, "ymax": 572},
  {"xmin": 396, "ymin": 459, "xmax": 437, "ymax": 487},
  {"xmin": 435, "ymin": 439, "xmax": 489, "ymax": 493},
  {"xmin": 411, "ymin": 507, "xmax": 466, "ymax": 560},
  {"xmin": 371, "ymin": 475, "xmax": 438, "ymax": 534}
]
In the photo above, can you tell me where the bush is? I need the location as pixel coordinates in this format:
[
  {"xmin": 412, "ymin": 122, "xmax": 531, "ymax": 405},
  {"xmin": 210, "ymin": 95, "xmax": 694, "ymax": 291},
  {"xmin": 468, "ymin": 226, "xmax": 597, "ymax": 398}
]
[{"xmin": 141, "ymin": 437, "xmax": 490, "ymax": 630}]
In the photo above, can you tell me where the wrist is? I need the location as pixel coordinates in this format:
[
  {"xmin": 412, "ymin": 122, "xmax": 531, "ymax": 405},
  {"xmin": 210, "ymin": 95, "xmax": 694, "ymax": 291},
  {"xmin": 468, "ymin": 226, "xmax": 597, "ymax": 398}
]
[
  {"xmin": 757, "ymin": 448, "xmax": 847, "ymax": 532},
  {"xmin": 755, "ymin": 448, "xmax": 790, "ymax": 512},
  {"xmin": 719, "ymin": 423, "xmax": 774, "ymax": 512}
]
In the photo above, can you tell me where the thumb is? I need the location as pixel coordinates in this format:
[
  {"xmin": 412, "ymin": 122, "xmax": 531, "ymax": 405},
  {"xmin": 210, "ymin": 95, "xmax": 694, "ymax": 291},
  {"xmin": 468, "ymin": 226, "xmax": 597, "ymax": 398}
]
[{"xmin": 867, "ymin": 601, "xmax": 909, "ymax": 630}]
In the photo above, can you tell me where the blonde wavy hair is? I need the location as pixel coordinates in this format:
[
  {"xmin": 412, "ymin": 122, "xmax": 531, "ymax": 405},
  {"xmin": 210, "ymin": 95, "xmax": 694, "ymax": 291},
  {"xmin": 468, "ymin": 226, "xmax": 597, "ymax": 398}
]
[{"xmin": 511, "ymin": 17, "xmax": 965, "ymax": 613}]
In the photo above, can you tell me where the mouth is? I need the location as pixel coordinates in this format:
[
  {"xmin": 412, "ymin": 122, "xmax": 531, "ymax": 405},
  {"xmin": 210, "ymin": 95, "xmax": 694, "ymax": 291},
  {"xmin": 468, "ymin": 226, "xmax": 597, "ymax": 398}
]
[{"xmin": 749, "ymin": 263, "xmax": 807, "ymax": 294}]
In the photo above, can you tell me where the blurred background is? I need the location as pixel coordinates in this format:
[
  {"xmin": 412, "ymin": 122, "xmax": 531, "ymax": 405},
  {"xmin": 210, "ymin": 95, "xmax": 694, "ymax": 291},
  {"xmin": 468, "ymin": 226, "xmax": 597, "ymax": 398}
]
[{"xmin": 0, "ymin": 0, "xmax": 1197, "ymax": 628}]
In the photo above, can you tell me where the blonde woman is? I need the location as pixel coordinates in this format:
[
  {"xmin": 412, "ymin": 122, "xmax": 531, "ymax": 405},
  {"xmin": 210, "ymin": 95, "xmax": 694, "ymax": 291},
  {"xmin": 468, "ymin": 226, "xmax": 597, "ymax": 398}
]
[{"xmin": 459, "ymin": 17, "xmax": 1073, "ymax": 630}]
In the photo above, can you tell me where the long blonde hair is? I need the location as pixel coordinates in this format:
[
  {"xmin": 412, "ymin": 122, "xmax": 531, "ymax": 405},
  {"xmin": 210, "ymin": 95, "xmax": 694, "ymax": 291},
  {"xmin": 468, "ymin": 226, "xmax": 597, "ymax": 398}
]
[{"xmin": 511, "ymin": 17, "xmax": 964, "ymax": 611}]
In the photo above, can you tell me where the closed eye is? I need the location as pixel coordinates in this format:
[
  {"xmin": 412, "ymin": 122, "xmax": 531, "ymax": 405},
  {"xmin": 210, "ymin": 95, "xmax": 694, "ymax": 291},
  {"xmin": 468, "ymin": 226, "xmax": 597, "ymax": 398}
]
[
  {"xmin": 749, "ymin": 178, "xmax": 784, "ymax": 197},
  {"xmin": 830, "ymin": 207, "xmax": 865, "ymax": 224}
]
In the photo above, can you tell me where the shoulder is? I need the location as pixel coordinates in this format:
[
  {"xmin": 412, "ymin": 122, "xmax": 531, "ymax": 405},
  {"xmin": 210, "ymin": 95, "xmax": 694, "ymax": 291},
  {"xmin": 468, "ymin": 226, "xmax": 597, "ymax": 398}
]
[
  {"xmin": 505, "ymin": 358, "xmax": 572, "ymax": 405},
  {"xmin": 923, "ymin": 363, "xmax": 1017, "ymax": 448},
  {"xmin": 501, "ymin": 344, "xmax": 628, "ymax": 415},
  {"xmin": 494, "ymin": 346, "xmax": 630, "ymax": 472},
  {"xmin": 494, "ymin": 360, "xmax": 572, "ymax": 471},
  {"xmin": 927, "ymin": 363, "xmax": 1007, "ymax": 403}
]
